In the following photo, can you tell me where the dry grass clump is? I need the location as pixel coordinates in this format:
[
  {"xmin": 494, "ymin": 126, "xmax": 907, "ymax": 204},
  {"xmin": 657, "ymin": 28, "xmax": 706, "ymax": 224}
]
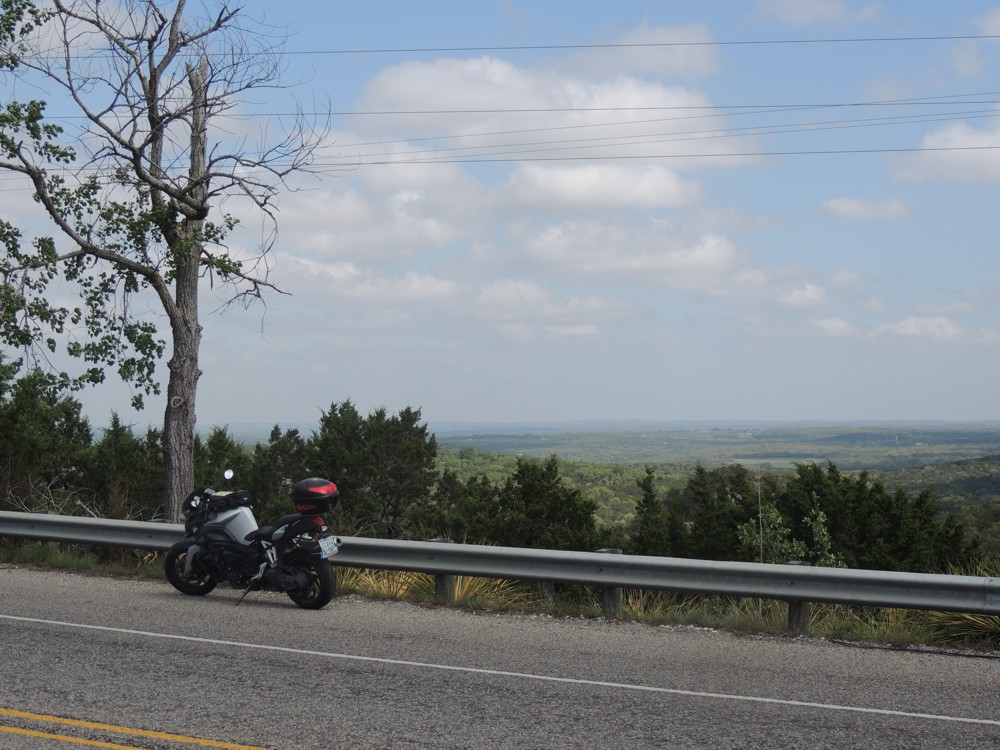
[
  {"xmin": 337, "ymin": 567, "xmax": 542, "ymax": 610},
  {"xmin": 903, "ymin": 559, "xmax": 1000, "ymax": 649}
]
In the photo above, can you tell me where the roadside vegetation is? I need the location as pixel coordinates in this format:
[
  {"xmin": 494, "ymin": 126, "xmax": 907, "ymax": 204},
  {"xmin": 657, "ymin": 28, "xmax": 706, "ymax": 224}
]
[
  {"xmin": 0, "ymin": 374, "xmax": 998, "ymax": 649},
  {"xmin": 4, "ymin": 541, "xmax": 998, "ymax": 650}
]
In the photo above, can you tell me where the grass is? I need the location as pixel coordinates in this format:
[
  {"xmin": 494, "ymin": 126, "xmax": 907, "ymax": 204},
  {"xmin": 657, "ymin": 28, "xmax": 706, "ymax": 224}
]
[
  {"xmin": 3, "ymin": 540, "xmax": 998, "ymax": 652},
  {"xmin": 0, "ymin": 539, "xmax": 162, "ymax": 577},
  {"xmin": 337, "ymin": 567, "xmax": 547, "ymax": 610}
]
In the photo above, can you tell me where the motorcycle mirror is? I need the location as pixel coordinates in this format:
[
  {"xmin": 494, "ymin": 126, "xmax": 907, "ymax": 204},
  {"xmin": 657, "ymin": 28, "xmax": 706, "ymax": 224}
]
[{"xmin": 223, "ymin": 469, "xmax": 234, "ymax": 481}]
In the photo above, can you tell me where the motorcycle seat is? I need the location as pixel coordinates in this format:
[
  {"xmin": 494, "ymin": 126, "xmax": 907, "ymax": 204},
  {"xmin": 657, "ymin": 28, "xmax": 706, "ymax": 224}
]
[
  {"xmin": 245, "ymin": 526, "xmax": 271, "ymax": 542},
  {"xmin": 244, "ymin": 513, "xmax": 310, "ymax": 543}
]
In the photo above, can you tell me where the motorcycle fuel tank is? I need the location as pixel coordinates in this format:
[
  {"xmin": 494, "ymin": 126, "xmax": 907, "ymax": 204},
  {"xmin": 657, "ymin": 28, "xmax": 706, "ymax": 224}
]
[{"xmin": 208, "ymin": 506, "xmax": 258, "ymax": 544}]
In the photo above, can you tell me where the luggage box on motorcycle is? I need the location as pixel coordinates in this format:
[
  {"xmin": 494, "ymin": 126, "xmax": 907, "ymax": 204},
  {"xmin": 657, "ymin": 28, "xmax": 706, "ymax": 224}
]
[{"xmin": 292, "ymin": 478, "xmax": 339, "ymax": 514}]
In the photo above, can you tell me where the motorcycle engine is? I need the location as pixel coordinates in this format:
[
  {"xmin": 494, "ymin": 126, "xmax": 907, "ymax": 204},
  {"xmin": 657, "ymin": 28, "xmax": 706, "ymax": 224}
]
[{"xmin": 202, "ymin": 544, "xmax": 258, "ymax": 587}]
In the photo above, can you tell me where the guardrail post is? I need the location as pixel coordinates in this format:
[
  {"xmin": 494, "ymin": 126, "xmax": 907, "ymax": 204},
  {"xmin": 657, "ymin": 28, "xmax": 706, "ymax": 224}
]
[
  {"xmin": 597, "ymin": 548, "xmax": 623, "ymax": 617},
  {"xmin": 429, "ymin": 539, "xmax": 457, "ymax": 604},
  {"xmin": 786, "ymin": 560, "xmax": 812, "ymax": 633}
]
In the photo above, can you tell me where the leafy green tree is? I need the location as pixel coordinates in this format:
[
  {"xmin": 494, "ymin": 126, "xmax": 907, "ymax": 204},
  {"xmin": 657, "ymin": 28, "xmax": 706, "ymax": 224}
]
[
  {"xmin": 493, "ymin": 456, "xmax": 598, "ymax": 551},
  {"xmin": 0, "ymin": 1, "xmax": 325, "ymax": 521},
  {"xmin": 247, "ymin": 425, "xmax": 310, "ymax": 521},
  {"xmin": 774, "ymin": 462, "xmax": 977, "ymax": 572},
  {"xmin": 409, "ymin": 470, "xmax": 499, "ymax": 543},
  {"xmin": 0, "ymin": 367, "xmax": 91, "ymax": 510},
  {"xmin": 308, "ymin": 402, "xmax": 437, "ymax": 537},
  {"xmin": 308, "ymin": 400, "xmax": 371, "ymax": 532},
  {"xmin": 664, "ymin": 497, "xmax": 690, "ymax": 558},
  {"xmin": 79, "ymin": 413, "xmax": 164, "ymax": 518},
  {"xmin": 738, "ymin": 496, "xmax": 807, "ymax": 564},
  {"xmin": 193, "ymin": 426, "xmax": 251, "ymax": 489},
  {"xmin": 363, "ymin": 406, "xmax": 438, "ymax": 536},
  {"xmin": 632, "ymin": 466, "xmax": 671, "ymax": 556},
  {"xmin": 686, "ymin": 463, "xmax": 747, "ymax": 561},
  {"xmin": 801, "ymin": 502, "xmax": 840, "ymax": 567}
]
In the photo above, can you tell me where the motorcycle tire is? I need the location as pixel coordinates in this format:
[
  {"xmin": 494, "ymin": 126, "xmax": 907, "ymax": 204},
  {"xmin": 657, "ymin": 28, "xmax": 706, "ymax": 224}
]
[
  {"xmin": 164, "ymin": 541, "xmax": 217, "ymax": 596},
  {"xmin": 283, "ymin": 551, "xmax": 336, "ymax": 610}
]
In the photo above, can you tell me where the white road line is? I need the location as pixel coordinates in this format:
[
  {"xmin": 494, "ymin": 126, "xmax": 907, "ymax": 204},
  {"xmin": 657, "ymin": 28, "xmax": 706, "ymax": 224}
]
[{"xmin": 2, "ymin": 613, "xmax": 997, "ymax": 727}]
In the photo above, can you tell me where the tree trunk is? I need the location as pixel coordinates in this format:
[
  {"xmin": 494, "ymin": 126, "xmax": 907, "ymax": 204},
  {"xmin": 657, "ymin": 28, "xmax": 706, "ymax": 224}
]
[
  {"xmin": 163, "ymin": 58, "xmax": 209, "ymax": 522},
  {"xmin": 163, "ymin": 314, "xmax": 200, "ymax": 522}
]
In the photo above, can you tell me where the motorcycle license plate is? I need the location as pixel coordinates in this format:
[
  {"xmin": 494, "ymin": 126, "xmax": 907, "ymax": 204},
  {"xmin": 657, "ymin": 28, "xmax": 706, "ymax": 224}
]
[{"xmin": 318, "ymin": 536, "xmax": 339, "ymax": 559}]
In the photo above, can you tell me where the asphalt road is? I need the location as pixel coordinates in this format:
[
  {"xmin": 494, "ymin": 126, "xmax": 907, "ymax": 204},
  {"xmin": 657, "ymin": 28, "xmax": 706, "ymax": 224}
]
[{"xmin": 0, "ymin": 564, "xmax": 998, "ymax": 749}]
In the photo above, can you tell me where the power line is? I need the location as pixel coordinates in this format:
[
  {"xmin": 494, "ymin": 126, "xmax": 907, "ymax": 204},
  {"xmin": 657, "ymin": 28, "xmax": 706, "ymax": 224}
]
[
  {"xmin": 38, "ymin": 94, "xmax": 1000, "ymax": 121},
  {"xmin": 0, "ymin": 142, "xmax": 991, "ymax": 188},
  {"xmin": 338, "ymin": 110, "xmax": 998, "ymax": 162},
  {"xmin": 315, "ymin": 144, "xmax": 1000, "ymax": 169},
  {"xmin": 330, "ymin": 103, "xmax": 998, "ymax": 151},
  {"xmin": 17, "ymin": 32, "xmax": 1000, "ymax": 66},
  {"xmin": 0, "ymin": 106, "xmax": 994, "ymax": 182},
  {"xmin": 288, "ymin": 34, "xmax": 1000, "ymax": 55}
]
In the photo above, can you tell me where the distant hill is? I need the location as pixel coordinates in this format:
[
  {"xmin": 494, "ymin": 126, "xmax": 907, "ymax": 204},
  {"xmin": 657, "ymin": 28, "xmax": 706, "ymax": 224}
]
[
  {"xmin": 436, "ymin": 423, "xmax": 1000, "ymax": 470},
  {"xmin": 877, "ymin": 455, "xmax": 1000, "ymax": 511},
  {"xmin": 205, "ymin": 420, "xmax": 1000, "ymax": 474},
  {"xmin": 429, "ymin": 418, "xmax": 1000, "ymax": 436}
]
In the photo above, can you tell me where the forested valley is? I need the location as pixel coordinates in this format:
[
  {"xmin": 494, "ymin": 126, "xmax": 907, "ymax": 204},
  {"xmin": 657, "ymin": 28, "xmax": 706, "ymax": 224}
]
[{"xmin": 1, "ymin": 373, "xmax": 996, "ymax": 573}]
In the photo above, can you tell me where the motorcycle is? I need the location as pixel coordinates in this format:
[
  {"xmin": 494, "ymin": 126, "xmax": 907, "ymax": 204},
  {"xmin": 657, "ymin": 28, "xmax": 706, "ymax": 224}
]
[{"xmin": 164, "ymin": 473, "xmax": 342, "ymax": 609}]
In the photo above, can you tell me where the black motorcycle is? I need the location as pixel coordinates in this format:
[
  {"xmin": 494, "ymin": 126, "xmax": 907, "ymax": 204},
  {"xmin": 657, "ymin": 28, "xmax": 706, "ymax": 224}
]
[{"xmin": 164, "ymin": 474, "xmax": 342, "ymax": 609}]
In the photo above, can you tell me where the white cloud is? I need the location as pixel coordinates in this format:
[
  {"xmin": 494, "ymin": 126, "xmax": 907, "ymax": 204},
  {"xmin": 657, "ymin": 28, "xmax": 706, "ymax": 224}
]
[
  {"xmin": 871, "ymin": 316, "xmax": 966, "ymax": 343},
  {"xmin": 812, "ymin": 317, "xmax": 857, "ymax": 337},
  {"xmin": 546, "ymin": 324, "xmax": 600, "ymax": 337},
  {"xmin": 862, "ymin": 297, "xmax": 890, "ymax": 314},
  {"xmin": 950, "ymin": 39, "xmax": 984, "ymax": 78},
  {"xmin": 517, "ymin": 219, "xmax": 744, "ymax": 289},
  {"xmin": 822, "ymin": 197, "xmax": 911, "ymax": 220},
  {"xmin": 476, "ymin": 279, "xmax": 551, "ymax": 316},
  {"xmin": 559, "ymin": 23, "xmax": 719, "ymax": 78},
  {"xmin": 780, "ymin": 282, "xmax": 827, "ymax": 308},
  {"xmin": 474, "ymin": 279, "xmax": 626, "ymax": 340},
  {"xmin": 477, "ymin": 279, "xmax": 622, "ymax": 319},
  {"xmin": 757, "ymin": 0, "xmax": 880, "ymax": 26},
  {"xmin": 903, "ymin": 114, "xmax": 1000, "ymax": 182},
  {"xmin": 279, "ymin": 255, "xmax": 364, "ymax": 284},
  {"xmin": 503, "ymin": 164, "xmax": 702, "ymax": 211},
  {"xmin": 351, "ymin": 56, "xmax": 758, "ymax": 167},
  {"xmin": 977, "ymin": 6, "xmax": 1000, "ymax": 34},
  {"xmin": 505, "ymin": 218, "xmax": 831, "ymax": 313},
  {"xmin": 345, "ymin": 272, "xmax": 460, "ymax": 303},
  {"xmin": 277, "ymin": 255, "xmax": 458, "ymax": 309},
  {"xmin": 831, "ymin": 268, "xmax": 865, "ymax": 286}
]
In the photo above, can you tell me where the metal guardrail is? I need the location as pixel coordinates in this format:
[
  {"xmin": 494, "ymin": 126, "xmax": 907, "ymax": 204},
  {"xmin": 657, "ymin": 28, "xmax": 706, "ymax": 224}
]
[
  {"xmin": 0, "ymin": 511, "xmax": 182, "ymax": 551},
  {"xmin": 1, "ymin": 510, "xmax": 998, "ymax": 623}
]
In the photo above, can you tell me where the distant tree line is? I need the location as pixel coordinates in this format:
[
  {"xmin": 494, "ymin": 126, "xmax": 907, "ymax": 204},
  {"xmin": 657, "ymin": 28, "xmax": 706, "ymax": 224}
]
[
  {"xmin": 631, "ymin": 462, "xmax": 979, "ymax": 573},
  {"xmin": 0, "ymin": 372, "xmax": 982, "ymax": 573}
]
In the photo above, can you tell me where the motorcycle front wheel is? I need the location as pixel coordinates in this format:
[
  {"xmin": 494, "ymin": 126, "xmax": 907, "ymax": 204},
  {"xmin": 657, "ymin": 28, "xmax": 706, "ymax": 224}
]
[
  {"xmin": 164, "ymin": 541, "xmax": 217, "ymax": 596},
  {"xmin": 284, "ymin": 551, "xmax": 336, "ymax": 609}
]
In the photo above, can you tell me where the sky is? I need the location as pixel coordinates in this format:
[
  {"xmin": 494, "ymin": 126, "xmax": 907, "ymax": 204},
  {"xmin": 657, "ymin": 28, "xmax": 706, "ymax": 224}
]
[{"xmin": 6, "ymin": 0, "xmax": 1000, "ymax": 431}]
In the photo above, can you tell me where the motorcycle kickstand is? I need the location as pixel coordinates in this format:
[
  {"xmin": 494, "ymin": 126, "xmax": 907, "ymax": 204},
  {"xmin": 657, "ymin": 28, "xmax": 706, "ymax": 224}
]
[{"xmin": 236, "ymin": 562, "xmax": 269, "ymax": 606}]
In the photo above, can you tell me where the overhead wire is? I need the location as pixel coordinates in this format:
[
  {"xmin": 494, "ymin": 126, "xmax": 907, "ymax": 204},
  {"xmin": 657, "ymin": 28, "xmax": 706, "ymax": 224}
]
[
  {"xmin": 3, "ymin": 35, "xmax": 1000, "ymax": 179},
  {"xmin": 285, "ymin": 34, "xmax": 1000, "ymax": 55},
  {"xmin": 326, "ymin": 110, "xmax": 998, "ymax": 165},
  {"xmin": 23, "ymin": 91, "xmax": 1000, "ymax": 159},
  {"xmin": 21, "ymin": 32, "xmax": 1000, "ymax": 63}
]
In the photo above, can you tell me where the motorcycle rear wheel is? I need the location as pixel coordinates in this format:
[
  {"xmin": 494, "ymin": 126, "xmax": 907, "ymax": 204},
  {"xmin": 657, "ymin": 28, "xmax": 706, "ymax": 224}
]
[
  {"xmin": 164, "ymin": 541, "xmax": 217, "ymax": 596},
  {"xmin": 284, "ymin": 551, "xmax": 336, "ymax": 609}
]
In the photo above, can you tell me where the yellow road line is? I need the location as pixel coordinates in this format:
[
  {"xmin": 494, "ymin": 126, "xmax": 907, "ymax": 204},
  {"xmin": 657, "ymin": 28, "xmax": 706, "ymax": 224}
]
[
  {"xmin": 0, "ymin": 707, "xmax": 270, "ymax": 750},
  {"xmin": 0, "ymin": 725, "xmax": 146, "ymax": 749}
]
